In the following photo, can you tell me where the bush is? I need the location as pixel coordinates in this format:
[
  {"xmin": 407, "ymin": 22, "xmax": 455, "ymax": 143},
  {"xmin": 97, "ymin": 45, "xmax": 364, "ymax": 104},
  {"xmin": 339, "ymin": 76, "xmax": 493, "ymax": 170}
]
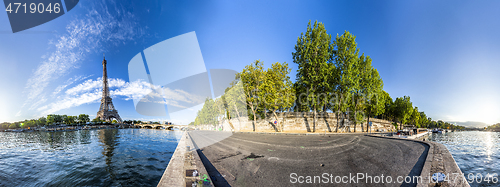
[{"xmin": 8, "ymin": 123, "xmax": 18, "ymax": 129}]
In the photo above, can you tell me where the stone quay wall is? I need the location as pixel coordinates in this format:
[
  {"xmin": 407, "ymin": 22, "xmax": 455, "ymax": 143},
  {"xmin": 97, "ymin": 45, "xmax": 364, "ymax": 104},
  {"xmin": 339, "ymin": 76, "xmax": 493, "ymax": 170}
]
[{"xmin": 219, "ymin": 112, "xmax": 397, "ymax": 133}]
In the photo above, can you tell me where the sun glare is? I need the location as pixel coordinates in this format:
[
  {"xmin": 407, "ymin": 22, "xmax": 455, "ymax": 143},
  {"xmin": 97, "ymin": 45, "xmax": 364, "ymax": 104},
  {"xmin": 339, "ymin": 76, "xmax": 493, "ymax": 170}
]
[{"xmin": 484, "ymin": 132, "xmax": 493, "ymax": 160}]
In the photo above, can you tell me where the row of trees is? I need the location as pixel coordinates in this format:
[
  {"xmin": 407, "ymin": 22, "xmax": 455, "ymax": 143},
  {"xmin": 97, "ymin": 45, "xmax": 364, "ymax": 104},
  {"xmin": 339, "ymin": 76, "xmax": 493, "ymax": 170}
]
[
  {"xmin": 291, "ymin": 21, "xmax": 385, "ymax": 132},
  {"xmin": 426, "ymin": 120, "xmax": 466, "ymax": 130},
  {"xmin": 193, "ymin": 20, "xmax": 466, "ymax": 132},
  {"xmin": 0, "ymin": 114, "xmax": 91, "ymax": 129},
  {"xmin": 486, "ymin": 123, "xmax": 500, "ymax": 130},
  {"xmin": 192, "ymin": 60, "xmax": 295, "ymax": 132},
  {"xmin": 1, "ymin": 115, "xmax": 167, "ymax": 130}
]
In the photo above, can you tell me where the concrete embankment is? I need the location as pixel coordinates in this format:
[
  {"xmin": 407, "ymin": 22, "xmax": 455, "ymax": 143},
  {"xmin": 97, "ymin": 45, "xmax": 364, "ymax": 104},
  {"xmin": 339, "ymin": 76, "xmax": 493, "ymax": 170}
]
[
  {"xmin": 157, "ymin": 131, "xmax": 214, "ymax": 187},
  {"xmin": 368, "ymin": 133, "xmax": 470, "ymax": 187}
]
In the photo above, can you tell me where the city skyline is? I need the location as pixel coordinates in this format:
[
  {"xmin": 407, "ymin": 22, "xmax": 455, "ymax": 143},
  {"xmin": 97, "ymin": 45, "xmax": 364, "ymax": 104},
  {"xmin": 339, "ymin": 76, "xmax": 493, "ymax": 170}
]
[{"xmin": 1, "ymin": 0, "xmax": 500, "ymax": 127}]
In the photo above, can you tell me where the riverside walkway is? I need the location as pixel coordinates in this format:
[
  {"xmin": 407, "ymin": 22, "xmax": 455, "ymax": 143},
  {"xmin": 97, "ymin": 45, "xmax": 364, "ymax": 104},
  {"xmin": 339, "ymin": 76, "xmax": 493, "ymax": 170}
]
[{"xmin": 189, "ymin": 130, "xmax": 429, "ymax": 187}]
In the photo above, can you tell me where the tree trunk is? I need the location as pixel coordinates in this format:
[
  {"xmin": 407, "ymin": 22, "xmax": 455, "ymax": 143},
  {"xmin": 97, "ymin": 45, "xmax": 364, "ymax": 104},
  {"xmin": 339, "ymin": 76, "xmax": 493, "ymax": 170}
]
[
  {"xmin": 313, "ymin": 106, "xmax": 317, "ymax": 132},
  {"xmin": 264, "ymin": 100, "xmax": 267, "ymax": 121},
  {"xmin": 226, "ymin": 109, "xmax": 233, "ymax": 130},
  {"xmin": 354, "ymin": 117, "xmax": 358, "ymax": 132},
  {"xmin": 354, "ymin": 106, "xmax": 358, "ymax": 133},
  {"xmin": 251, "ymin": 105, "xmax": 256, "ymax": 132},
  {"xmin": 361, "ymin": 115, "xmax": 364, "ymax": 132},
  {"xmin": 273, "ymin": 111, "xmax": 280, "ymax": 132},
  {"xmin": 366, "ymin": 109, "xmax": 370, "ymax": 133},
  {"xmin": 367, "ymin": 115, "xmax": 370, "ymax": 134},
  {"xmin": 233, "ymin": 104, "xmax": 241, "ymax": 131},
  {"xmin": 342, "ymin": 112, "xmax": 345, "ymax": 132},
  {"xmin": 336, "ymin": 110, "xmax": 339, "ymax": 132},
  {"xmin": 234, "ymin": 104, "xmax": 241, "ymax": 119},
  {"xmin": 281, "ymin": 112, "xmax": 285, "ymax": 132}
]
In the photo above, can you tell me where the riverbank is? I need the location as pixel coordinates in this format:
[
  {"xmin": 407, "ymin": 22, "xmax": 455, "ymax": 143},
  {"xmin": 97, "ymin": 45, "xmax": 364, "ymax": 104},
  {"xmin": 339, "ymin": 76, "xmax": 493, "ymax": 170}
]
[
  {"xmin": 1, "ymin": 124, "xmax": 139, "ymax": 133},
  {"xmin": 428, "ymin": 131, "xmax": 500, "ymax": 187}
]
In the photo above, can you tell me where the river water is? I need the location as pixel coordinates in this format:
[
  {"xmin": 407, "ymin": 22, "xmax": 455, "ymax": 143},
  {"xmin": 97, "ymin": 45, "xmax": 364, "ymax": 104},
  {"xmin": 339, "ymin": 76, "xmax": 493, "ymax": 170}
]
[
  {"xmin": 0, "ymin": 129, "xmax": 182, "ymax": 187},
  {"xmin": 428, "ymin": 131, "xmax": 500, "ymax": 187}
]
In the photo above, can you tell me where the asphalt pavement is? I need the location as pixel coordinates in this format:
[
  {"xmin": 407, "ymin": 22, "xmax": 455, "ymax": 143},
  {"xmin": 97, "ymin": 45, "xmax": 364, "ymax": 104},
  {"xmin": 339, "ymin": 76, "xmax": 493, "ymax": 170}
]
[{"xmin": 188, "ymin": 130, "xmax": 428, "ymax": 187}]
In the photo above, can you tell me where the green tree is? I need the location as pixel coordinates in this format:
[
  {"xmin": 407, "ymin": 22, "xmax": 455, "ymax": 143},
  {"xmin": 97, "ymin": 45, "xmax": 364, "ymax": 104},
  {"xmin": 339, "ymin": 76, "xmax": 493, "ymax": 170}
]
[
  {"xmin": 410, "ymin": 107, "xmax": 420, "ymax": 128},
  {"xmin": 63, "ymin": 115, "xmax": 75, "ymax": 124},
  {"xmin": 381, "ymin": 91, "xmax": 394, "ymax": 121},
  {"xmin": 47, "ymin": 115, "xmax": 56, "ymax": 125},
  {"xmin": 61, "ymin": 115, "xmax": 68, "ymax": 124},
  {"xmin": 112, "ymin": 119, "xmax": 117, "ymax": 124},
  {"xmin": 195, "ymin": 98, "xmax": 218, "ymax": 126},
  {"xmin": 418, "ymin": 112, "xmax": 429, "ymax": 128},
  {"xmin": 393, "ymin": 96, "xmax": 413, "ymax": 130},
  {"xmin": 47, "ymin": 114, "xmax": 63, "ymax": 124},
  {"xmin": 0, "ymin": 122, "xmax": 10, "ymax": 129},
  {"xmin": 214, "ymin": 97, "xmax": 227, "ymax": 128},
  {"xmin": 78, "ymin": 114, "xmax": 90, "ymax": 124},
  {"xmin": 92, "ymin": 117, "xmax": 102, "ymax": 123},
  {"xmin": 262, "ymin": 62, "xmax": 295, "ymax": 132},
  {"xmin": 364, "ymin": 89, "xmax": 385, "ymax": 133},
  {"xmin": 333, "ymin": 31, "xmax": 361, "ymax": 132},
  {"xmin": 355, "ymin": 53, "xmax": 385, "ymax": 132},
  {"xmin": 37, "ymin": 117, "xmax": 47, "ymax": 126},
  {"xmin": 9, "ymin": 123, "xmax": 18, "ymax": 129},
  {"xmin": 293, "ymin": 20, "xmax": 333, "ymax": 132},
  {"xmin": 238, "ymin": 60, "xmax": 266, "ymax": 131},
  {"xmin": 24, "ymin": 120, "xmax": 37, "ymax": 128},
  {"xmin": 224, "ymin": 79, "xmax": 247, "ymax": 121}
]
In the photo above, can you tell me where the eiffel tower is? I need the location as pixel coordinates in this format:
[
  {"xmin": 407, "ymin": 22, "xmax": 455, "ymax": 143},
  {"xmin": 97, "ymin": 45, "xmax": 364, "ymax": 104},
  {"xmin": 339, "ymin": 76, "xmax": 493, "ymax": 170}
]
[{"xmin": 96, "ymin": 56, "xmax": 122, "ymax": 123}]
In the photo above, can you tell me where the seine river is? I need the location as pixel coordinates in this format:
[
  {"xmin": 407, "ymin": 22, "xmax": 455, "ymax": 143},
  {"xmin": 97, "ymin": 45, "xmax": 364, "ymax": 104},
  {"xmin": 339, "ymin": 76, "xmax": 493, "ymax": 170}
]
[
  {"xmin": 428, "ymin": 131, "xmax": 500, "ymax": 187},
  {"xmin": 0, "ymin": 129, "xmax": 182, "ymax": 187}
]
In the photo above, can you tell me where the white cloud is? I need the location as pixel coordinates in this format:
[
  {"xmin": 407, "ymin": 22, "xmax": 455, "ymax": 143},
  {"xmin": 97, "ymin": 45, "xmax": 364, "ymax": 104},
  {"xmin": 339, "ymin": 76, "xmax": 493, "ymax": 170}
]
[
  {"xmin": 39, "ymin": 91, "xmax": 102, "ymax": 116},
  {"xmin": 35, "ymin": 75, "xmax": 211, "ymax": 118},
  {"xmin": 65, "ymin": 78, "xmax": 102, "ymax": 95},
  {"xmin": 28, "ymin": 96, "xmax": 48, "ymax": 111},
  {"xmin": 37, "ymin": 78, "xmax": 155, "ymax": 116},
  {"xmin": 19, "ymin": 0, "xmax": 144, "ymax": 117},
  {"xmin": 52, "ymin": 75, "xmax": 92, "ymax": 96},
  {"xmin": 110, "ymin": 79, "xmax": 155, "ymax": 101},
  {"xmin": 162, "ymin": 88, "xmax": 207, "ymax": 109}
]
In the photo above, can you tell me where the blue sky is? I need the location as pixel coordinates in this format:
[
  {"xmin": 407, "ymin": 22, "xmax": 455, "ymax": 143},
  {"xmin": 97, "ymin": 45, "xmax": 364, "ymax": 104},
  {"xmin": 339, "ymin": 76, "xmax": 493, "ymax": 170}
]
[{"xmin": 1, "ymin": 0, "xmax": 499, "ymax": 127}]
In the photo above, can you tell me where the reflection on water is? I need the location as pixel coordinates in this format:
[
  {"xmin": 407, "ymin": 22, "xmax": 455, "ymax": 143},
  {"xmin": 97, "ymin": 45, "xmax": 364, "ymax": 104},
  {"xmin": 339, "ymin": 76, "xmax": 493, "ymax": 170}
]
[
  {"xmin": 99, "ymin": 129, "xmax": 120, "ymax": 181},
  {"xmin": 429, "ymin": 131, "xmax": 500, "ymax": 187},
  {"xmin": 0, "ymin": 129, "xmax": 182, "ymax": 187}
]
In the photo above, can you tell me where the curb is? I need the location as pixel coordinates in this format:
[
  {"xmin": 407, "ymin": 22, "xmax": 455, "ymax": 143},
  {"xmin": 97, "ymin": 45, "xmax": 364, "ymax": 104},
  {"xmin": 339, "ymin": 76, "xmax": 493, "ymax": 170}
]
[
  {"xmin": 235, "ymin": 131, "xmax": 391, "ymax": 136},
  {"xmin": 366, "ymin": 134, "xmax": 470, "ymax": 187},
  {"xmin": 157, "ymin": 131, "xmax": 214, "ymax": 187}
]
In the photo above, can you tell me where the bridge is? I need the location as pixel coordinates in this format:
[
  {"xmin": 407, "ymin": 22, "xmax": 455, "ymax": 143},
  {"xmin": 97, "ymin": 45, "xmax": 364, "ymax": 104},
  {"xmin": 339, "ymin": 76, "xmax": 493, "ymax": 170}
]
[{"xmin": 133, "ymin": 124, "xmax": 190, "ymax": 130}]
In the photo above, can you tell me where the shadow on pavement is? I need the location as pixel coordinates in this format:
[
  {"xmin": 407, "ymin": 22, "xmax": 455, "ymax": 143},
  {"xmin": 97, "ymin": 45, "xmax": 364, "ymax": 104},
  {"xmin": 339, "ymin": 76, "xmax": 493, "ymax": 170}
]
[
  {"xmin": 196, "ymin": 149, "xmax": 231, "ymax": 187},
  {"xmin": 367, "ymin": 135, "xmax": 430, "ymax": 187},
  {"xmin": 401, "ymin": 141, "xmax": 429, "ymax": 187},
  {"xmin": 189, "ymin": 132, "xmax": 231, "ymax": 187}
]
